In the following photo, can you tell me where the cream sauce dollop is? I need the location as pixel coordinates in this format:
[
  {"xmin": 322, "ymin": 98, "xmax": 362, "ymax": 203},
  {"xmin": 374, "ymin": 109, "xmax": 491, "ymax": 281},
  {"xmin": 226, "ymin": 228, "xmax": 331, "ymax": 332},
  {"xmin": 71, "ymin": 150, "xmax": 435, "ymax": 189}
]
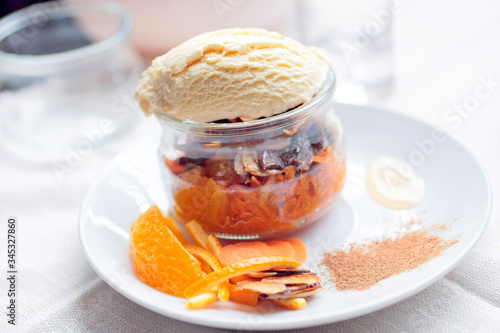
[{"xmin": 366, "ymin": 156, "xmax": 424, "ymax": 209}]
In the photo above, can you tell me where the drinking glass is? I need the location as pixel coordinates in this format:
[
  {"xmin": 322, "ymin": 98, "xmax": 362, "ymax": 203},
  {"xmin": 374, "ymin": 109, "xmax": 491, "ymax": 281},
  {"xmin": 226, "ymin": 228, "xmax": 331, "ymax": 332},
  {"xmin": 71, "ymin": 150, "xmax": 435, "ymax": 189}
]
[
  {"xmin": 302, "ymin": 0, "xmax": 396, "ymax": 102},
  {"xmin": 0, "ymin": 1, "xmax": 143, "ymax": 159}
]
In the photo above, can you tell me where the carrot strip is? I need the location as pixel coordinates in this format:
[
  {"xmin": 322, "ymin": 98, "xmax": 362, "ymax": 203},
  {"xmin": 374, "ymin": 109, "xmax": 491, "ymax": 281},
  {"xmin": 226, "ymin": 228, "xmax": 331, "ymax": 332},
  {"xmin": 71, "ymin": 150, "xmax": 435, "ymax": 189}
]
[
  {"xmin": 228, "ymin": 283, "xmax": 259, "ymax": 306},
  {"xmin": 218, "ymin": 238, "xmax": 308, "ymax": 266}
]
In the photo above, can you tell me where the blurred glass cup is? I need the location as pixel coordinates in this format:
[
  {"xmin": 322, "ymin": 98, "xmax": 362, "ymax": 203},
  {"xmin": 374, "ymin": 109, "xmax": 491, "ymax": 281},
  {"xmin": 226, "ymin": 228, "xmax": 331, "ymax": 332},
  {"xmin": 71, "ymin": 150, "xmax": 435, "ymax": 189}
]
[
  {"xmin": 303, "ymin": 0, "xmax": 398, "ymax": 102},
  {"xmin": 0, "ymin": 1, "xmax": 142, "ymax": 159},
  {"xmin": 101, "ymin": 0, "xmax": 299, "ymax": 61}
]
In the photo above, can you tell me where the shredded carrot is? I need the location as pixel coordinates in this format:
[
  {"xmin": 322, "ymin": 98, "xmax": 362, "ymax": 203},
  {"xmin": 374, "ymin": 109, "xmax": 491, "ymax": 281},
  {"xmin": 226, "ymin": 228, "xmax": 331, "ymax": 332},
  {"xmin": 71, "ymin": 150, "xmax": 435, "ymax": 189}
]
[{"xmin": 172, "ymin": 147, "xmax": 345, "ymax": 236}]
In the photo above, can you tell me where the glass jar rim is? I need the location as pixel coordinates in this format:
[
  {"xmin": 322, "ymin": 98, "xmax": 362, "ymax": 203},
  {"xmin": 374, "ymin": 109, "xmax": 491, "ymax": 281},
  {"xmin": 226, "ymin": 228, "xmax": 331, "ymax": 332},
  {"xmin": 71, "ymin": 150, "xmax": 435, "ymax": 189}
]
[
  {"xmin": 156, "ymin": 67, "xmax": 336, "ymax": 137},
  {"xmin": 0, "ymin": 1, "xmax": 133, "ymax": 75}
]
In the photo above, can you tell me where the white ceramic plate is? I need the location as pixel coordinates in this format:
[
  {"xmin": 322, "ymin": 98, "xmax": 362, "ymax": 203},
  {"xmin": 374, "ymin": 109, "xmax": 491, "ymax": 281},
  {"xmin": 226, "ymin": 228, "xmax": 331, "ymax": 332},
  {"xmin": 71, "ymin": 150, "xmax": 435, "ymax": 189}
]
[{"xmin": 79, "ymin": 103, "xmax": 492, "ymax": 331}]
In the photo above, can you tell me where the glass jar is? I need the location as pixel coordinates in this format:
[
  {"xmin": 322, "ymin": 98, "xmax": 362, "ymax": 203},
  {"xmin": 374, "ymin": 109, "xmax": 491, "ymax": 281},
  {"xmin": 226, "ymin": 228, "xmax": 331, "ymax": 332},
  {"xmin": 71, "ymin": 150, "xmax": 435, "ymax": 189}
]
[
  {"xmin": 0, "ymin": 2, "xmax": 142, "ymax": 159},
  {"xmin": 158, "ymin": 69, "xmax": 345, "ymax": 239}
]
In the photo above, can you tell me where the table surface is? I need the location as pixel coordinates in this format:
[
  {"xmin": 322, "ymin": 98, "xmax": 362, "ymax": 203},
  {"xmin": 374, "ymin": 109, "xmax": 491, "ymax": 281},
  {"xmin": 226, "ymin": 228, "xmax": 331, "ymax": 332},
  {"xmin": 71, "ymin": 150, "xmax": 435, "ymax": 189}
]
[{"xmin": 2, "ymin": 1, "xmax": 499, "ymax": 332}]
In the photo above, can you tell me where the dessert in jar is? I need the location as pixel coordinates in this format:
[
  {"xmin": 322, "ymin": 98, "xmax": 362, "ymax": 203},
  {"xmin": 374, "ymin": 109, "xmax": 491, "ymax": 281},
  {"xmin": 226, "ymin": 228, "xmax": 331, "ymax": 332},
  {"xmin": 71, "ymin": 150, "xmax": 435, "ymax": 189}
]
[{"xmin": 134, "ymin": 28, "xmax": 346, "ymax": 239}]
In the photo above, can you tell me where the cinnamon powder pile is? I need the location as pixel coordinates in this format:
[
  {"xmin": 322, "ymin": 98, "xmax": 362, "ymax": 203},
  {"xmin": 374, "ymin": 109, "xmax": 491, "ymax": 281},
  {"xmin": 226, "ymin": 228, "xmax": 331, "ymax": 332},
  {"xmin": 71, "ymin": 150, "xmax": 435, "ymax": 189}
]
[{"xmin": 321, "ymin": 231, "xmax": 457, "ymax": 291}]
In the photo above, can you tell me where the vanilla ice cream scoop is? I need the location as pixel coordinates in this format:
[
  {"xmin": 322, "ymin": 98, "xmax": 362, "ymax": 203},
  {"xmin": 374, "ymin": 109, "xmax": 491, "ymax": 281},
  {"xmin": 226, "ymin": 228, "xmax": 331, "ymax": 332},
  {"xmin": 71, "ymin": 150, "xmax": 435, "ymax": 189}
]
[{"xmin": 134, "ymin": 28, "xmax": 329, "ymax": 122}]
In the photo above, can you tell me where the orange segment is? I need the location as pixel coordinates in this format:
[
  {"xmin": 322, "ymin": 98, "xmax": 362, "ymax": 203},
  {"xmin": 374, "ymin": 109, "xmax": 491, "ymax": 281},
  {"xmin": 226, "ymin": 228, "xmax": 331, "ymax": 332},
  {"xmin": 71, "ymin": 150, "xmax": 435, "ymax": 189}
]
[
  {"xmin": 130, "ymin": 205, "xmax": 204, "ymax": 298},
  {"xmin": 184, "ymin": 256, "xmax": 299, "ymax": 298},
  {"xmin": 164, "ymin": 215, "xmax": 187, "ymax": 244}
]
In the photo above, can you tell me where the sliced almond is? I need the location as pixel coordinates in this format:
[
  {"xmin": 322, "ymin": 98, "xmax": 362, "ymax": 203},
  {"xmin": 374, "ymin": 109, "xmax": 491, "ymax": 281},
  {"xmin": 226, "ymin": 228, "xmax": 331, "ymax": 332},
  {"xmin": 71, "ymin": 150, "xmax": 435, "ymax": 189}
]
[
  {"xmin": 268, "ymin": 268, "xmax": 313, "ymax": 273},
  {"xmin": 234, "ymin": 150, "xmax": 246, "ymax": 176},
  {"xmin": 262, "ymin": 284, "xmax": 322, "ymax": 300},
  {"xmin": 286, "ymin": 286, "xmax": 323, "ymax": 299},
  {"xmin": 246, "ymin": 269, "xmax": 313, "ymax": 279},
  {"xmin": 261, "ymin": 274, "xmax": 321, "ymax": 285},
  {"xmin": 241, "ymin": 149, "xmax": 268, "ymax": 177},
  {"xmin": 246, "ymin": 271, "xmax": 281, "ymax": 279},
  {"xmin": 237, "ymin": 281, "xmax": 287, "ymax": 295},
  {"xmin": 282, "ymin": 283, "xmax": 321, "ymax": 293}
]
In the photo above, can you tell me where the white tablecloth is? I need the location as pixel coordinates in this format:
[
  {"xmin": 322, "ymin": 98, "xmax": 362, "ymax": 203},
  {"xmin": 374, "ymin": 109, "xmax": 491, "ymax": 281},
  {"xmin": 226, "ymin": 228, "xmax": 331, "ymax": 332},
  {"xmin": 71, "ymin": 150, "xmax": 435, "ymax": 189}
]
[{"xmin": 2, "ymin": 0, "xmax": 499, "ymax": 332}]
